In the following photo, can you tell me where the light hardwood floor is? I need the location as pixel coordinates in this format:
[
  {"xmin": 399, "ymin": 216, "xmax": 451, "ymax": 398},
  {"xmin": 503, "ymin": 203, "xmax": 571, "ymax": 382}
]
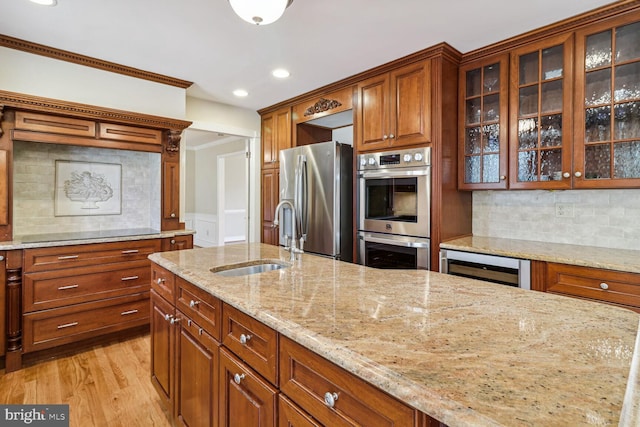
[{"xmin": 0, "ymin": 334, "xmax": 172, "ymax": 427}]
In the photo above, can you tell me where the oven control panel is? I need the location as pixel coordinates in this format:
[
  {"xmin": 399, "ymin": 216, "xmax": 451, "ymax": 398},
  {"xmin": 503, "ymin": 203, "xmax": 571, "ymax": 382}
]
[{"xmin": 357, "ymin": 147, "xmax": 431, "ymax": 170}]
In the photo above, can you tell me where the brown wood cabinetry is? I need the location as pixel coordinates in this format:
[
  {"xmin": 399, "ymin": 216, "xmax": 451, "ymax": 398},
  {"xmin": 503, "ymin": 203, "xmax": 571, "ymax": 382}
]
[
  {"xmin": 356, "ymin": 60, "xmax": 431, "ymax": 152},
  {"xmin": 176, "ymin": 276, "xmax": 222, "ymax": 342},
  {"xmin": 459, "ymin": 55, "xmax": 509, "ymax": 190},
  {"xmin": 151, "ymin": 288, "xmax": 175, "ymax": 409},
  {"xmin": 162, "ymin": 234, "xmax": 193, "ymax": 252},
  {"xmin": 545, "ymin": 262, "xmax": 640, "ymax": 312},
  {"xmin": 15, "ymin": 111, "xmax": 96, "ymax": 138},
  {"xmin": 262, "ymin": 107, "xmax": 292, "ymax": 169},
  {"xmin": 261, "ymin": 168, "xmax": 280, "ymax": 245},
  {"xmin": 222, "ymin": 303, "xmax": 279, "ymax": 386},
  {"xmin": 280, "ymin": 336, "xmax": 417, "ymax": 427},
  {"xmin": 21, "ymin": 240, "xmax": 161, "ymax": 353},
  {"xmin": 174, "ymin": 310, "xmax": 220, "ymax": 427},
  {"xmin": 219, "ymin": 347, "xmax": 278, "ymax": 427},
  {"xmin": 278, "ymin": 395, "xmax": 322, "ymax": 427},
  {"xmin": 0, "ymin": 251, "xmax": 5, "ymax": 358}
]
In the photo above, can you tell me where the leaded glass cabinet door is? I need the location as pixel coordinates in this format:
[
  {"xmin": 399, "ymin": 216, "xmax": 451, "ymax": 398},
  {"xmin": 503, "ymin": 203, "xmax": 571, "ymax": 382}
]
[
  {"xmin": 574, "ymin": 13, "xmax": 640, "ymax": 188},
  {"xmin": 458, "ymin": 55, "xmax": 509, "ymax": 190},
  {"xmin": 509, "ymin": 34, "xmax": 573, "ymax": 189}
]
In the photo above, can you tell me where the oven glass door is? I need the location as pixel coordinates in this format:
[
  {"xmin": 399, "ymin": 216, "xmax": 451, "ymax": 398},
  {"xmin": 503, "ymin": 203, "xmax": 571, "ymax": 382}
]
[
  {"xmin": 359, "ymin": 169, "xmax": 430, "ymax": 237},
  {"xmin": 358, "ymin": 232, "xmax": 430, "ymax": 270}
]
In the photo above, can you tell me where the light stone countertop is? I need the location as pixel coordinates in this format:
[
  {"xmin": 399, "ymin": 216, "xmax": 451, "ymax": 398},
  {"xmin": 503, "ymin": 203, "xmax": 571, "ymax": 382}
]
[
  {"xmin": 149, "ymin": 243, "xmax": 640, "ymax": 427},
  {"xmin": 440, "ymin": 236, "xmax": 640, "ymax": 274},
  {"xmin": 0, "ymin": 229, "xmax": 195, "ymax": 251}
]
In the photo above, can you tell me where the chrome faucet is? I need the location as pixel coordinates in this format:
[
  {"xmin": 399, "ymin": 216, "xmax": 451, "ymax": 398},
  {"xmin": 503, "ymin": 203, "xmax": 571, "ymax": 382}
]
[{"xmin": 273, "ymin": 199, "xmax": 303, "ymax": 261}]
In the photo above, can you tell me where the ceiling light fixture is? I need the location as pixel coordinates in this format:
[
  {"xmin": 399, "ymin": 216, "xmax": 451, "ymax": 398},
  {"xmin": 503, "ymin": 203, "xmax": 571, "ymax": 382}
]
[
  {"xmin": 233, "ymin": 89, "xmax": 249, "ymax": 97},
  {"xmin": 228, "ymin": 0, "xmax": 293, "ymax": 25},
  {"xmin": 29, "ymin": 0, "xmax": 57, "ymax": 5},
  {"xmin": 272, "ymin": 68, "xmax": 290, "ymax": 79}
]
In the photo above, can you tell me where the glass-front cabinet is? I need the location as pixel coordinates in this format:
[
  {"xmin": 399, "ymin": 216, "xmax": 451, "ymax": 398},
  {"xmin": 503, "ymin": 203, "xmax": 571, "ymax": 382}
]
[
  {"xmin": 574, "ymin": 14, "xmax": 640, "ymax": 188},
  {"xmin": 459, "ymin": 55, "xmax": 509, "ymax": 190},
  {"xmin": 509, "ymin": 34, "xmax": 573, "ymax": 189}
]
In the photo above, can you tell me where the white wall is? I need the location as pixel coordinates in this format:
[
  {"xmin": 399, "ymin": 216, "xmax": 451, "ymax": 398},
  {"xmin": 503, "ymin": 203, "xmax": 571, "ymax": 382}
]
[
  {"xmin": 0, "ymin": 47, "xmax": 186, "ymax": 119},
  {"xmin": 473, "ymin": 189, "xmax": 640, "ymax": 250}
]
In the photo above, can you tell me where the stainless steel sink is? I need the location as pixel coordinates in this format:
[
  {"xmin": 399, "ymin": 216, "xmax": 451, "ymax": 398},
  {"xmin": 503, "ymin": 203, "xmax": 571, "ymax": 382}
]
[{"xmin": 211, "ymin": 260, "xmax": 290, "ymax": 277}]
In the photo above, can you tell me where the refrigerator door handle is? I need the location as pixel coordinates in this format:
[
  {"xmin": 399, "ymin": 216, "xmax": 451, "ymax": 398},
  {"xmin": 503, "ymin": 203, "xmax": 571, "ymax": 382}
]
[
  {"xmin": 294, "ymin": 154, "xmax": 305, "ymax": 241},
  {"xmin": 301, "ymin": 156, "xmax": 309, "ymax": 240}
]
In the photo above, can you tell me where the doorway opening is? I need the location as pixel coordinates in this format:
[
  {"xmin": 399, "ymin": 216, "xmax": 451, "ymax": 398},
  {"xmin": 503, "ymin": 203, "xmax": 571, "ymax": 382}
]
[{"xmin": 217, "ymin": 149, "xmax": 248, "ymax": 244}]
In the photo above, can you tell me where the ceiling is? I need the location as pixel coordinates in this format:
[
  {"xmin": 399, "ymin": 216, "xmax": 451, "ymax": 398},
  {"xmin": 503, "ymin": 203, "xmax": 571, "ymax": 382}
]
[{"xmin": 2, "ymin": 0, "xmax": 617, "ymax": 114}]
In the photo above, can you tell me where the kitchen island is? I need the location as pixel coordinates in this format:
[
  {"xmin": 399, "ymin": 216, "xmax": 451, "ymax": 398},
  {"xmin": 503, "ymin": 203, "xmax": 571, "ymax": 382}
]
[{"xmin": 149, "ymin": 243, "xmax": 640, "ymax": 427}]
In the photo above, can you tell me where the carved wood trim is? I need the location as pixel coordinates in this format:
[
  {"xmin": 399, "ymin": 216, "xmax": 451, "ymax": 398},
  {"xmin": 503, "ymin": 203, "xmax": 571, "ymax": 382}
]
[
  {"xmin": 461, "ymin": 0, "xmax": 640, "ymax": 64},
  {"xmin": 6, "ymin": 266, "xmax": 22, "ymax": 353},
  {"xmin": 0, "ymin": 34, "xmax": 193, "ymax": 89},
  {"xmin": 166, "ymin": 130, "xmax": 182, "ymax": 155},
  {"xmin": 0, "ymin": 105, "xmax": 4, "ymax": 137},
  {"xmin": 0, "ymin": 90, "xmax": 192, "ymax": 131},
  {"xmin": 303, "ymin": 98, "xmax": 342, "ymax": 116}
]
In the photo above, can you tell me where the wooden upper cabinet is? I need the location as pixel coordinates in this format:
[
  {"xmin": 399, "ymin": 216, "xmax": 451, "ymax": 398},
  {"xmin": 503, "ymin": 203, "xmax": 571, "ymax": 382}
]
[
  {"xmin": 261, "ymin": 168, "xmax": 279, "ymax": 245},
  {"xmin": 356, "ymin": 60, "xmax": 431, "ymax": 152},
  {"xmin": 573, "ymin": 11, "xmax": 640, "ymax": 188},
  {"xmin": 162, "ymin": 161, "xmax": 180, "ymax": 223},
  {"xmin": 509, "ymin": 33, "xmax": 574, "ymax": 190},
  {"xmin": 459, "ymin": 54, "xmax": 509, "ymax": 190},
  {"xmin": 261, "ymin": 107, "xmax": 291, "ymax": 169},
  {"xmin": 98, "ymin": 122, "xmax": 162, "ymax": 146}
]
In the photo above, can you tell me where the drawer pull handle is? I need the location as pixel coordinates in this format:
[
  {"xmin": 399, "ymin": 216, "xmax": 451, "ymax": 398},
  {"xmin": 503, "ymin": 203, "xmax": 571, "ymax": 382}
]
[
  {"xmin": 57, "ymin": 322, "xmax": 78, "ymax": 329},
  {"xmin": 198, "ymin": 328, "xmax": 203, "ymax": 336},
  {"xmin": 121, "ymin": 276, "xmax": 139, "ymax": 281},
  {"xmin": 239, "ymin": 334, "xmax": 252, "ymax": 345},
  {"xmin": 57, "ymin": 255, "xmax": 79, "ymax": 260},
  {"xmin": 121, "ymin": 309, "xmax": 139, "ymax": 316},
  {"xmin": 324, "ymin": 392, "xmax": 339, "ymax": 408},
  {"xmin": 121, "ymin": 250, "xmax": 139, "ymax": 254},
  {"xmin": 170, "ymin": 317, "xmax": 180, "ymax": 325},
  {"xmin": 234, "ymin": 373, "xmax": 245, "ymax": 384},
  {"xmin": 600, "ymin": 282, "xmax": 609, "ymax": 290},
  {"xmin": 189, "ymin": 300, "xmax": 199, "ymax": 308},
  {"xmin": 57, "ymin": 284, "xmax": 79, "ymax": 290},
  {"xmin": 164, "ymin": 314, "xmax": 173, "ymax": 322},
  {"xmin": 156, "ymin": 278, "xmax": 166, "ymax": 285},
  {"xmin": 0, "ymin": 255, "xmax": 5, "ymax": 261}
]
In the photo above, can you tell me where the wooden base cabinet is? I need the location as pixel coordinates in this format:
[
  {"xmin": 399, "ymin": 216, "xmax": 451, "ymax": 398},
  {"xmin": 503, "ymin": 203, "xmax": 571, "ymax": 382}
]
[
  {"xmin": 174, "ymin": 311, "xmax": 220, "ymax": 427},
  {"xmin": 150, "ymin": 288, "xmax": 175, "ymax": 409},
  {"xmin": 219, "ymin": 348, "xmax": 278, "ymax": 427}
]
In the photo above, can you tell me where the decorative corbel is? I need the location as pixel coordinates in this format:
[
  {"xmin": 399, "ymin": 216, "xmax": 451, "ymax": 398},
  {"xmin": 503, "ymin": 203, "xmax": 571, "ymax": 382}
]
[
  {"xmin": 166, "ymin": 129, "xmax": 182, "ymax": 154},
  {"xmin": 304, "ymin": 98, "xmax": 342, "ymax": 116}
]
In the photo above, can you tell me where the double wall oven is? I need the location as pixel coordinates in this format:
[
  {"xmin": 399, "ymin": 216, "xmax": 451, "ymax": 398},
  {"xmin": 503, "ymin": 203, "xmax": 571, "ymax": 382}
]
[{"xmin": 357, "ymin": 147, "xmax": 431, "ymax": 269}]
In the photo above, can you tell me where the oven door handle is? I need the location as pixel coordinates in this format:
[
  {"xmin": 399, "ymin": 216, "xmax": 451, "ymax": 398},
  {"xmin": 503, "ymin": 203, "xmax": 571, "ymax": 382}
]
[
  {"xmin": 362, "ymin": 235, "xmax": 430, "ymax": 249},
  {"xmin": 358, "ymin": 169, "xmax": 429, "ymax": 179}
]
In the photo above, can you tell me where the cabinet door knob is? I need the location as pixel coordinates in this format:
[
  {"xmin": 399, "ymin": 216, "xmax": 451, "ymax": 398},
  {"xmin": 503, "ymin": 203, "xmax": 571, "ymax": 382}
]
[
  {"xmin": 499, "ymin": 175, "xmax": 506, "ymax": 180},
  {"xmin": 156, "ymin": 278, "xmax": 166, "ymax": 285},
  {"xmin": 170, "ymin": 239, "xmax": 176, "ymax": 245},
  {"xmin": 324, "ymin": 392, "xmax": 339, "ymax": 408},
  {"xmin": 600, "ymin": 282, "xmax": 609, "ymax": 290},
  {"xmin": 389, "ymin": 133, "xmax": 395, "ymax": 139},
  {"xmin": 239, "ymin": 333, "xmax": 252, "ymax": 345},
  {"xmin": 170, "ymin": 317, "xmax": 180, "ymax": 325},
  {"xmin": 0, "ymin": 255, "xmax": 4, "ymax": 261},
  {"xmin": 164, "ymin": 314, "xmax": 173, "ymax": 322},
  {"xmin": 574, "ymin": 171, "xmax": 582, "ymax": 178},
  {"xmin": 382, "ymin": 134, "xmax": 388, "ymax": 140},
  {"xmin": 563, "ymin": 172, "xmax": 571, "ymax": 178},
  {"xmin": 234, "ymin": 373, "xmax": 246, "ymax": 384},
  {"xmin": 189, "ymin": 300, "xmax": 199, "ymax": 308}
]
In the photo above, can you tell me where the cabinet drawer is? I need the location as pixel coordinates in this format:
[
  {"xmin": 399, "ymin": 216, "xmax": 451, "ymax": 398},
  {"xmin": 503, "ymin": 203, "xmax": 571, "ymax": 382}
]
[
  {"xmin": 280, "ymin": 336, "xmax": 416, "ymax": 427},
  {"xmin": 15, "ymin": 111, "xmax": 96, "ymax": 137},
  {"xmin": 98, "ymin": 122, "xmax": 162, "ymax": 145},
  {"xmin": 176, "ymin": 277, "xmax": 221, "ymax": 341},
  {"xmin": 222, "ymin": 303, "xmax": 278, "ymax": 386},
  {"xmin": 23, "ymin": 239, "xmax": 161, "ymax": 273},
  {"xmin": 546, "ymin": 263, "xmax": 640, "ymax": 310},
  {"xmin": 151, "ymin": 264, "xmax": 175, "ymax": 303},
  {"xmin": 23, "ymin": 292, "xmax": 150, "ymax": 353},
  {"xmin": 24, "ymin": 260, "xmax": 150, "ymax": 312}
]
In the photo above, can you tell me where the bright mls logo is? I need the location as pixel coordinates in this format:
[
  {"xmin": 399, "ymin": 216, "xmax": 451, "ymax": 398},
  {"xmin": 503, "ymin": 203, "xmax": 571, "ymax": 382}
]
[{"xmin": 1, "ymin": 405, "xmax": 69, "ymax": 426}]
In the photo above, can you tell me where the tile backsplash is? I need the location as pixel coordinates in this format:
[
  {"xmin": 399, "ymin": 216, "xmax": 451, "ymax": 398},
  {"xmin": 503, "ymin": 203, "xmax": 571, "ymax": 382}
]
[
  {"xmin": 13, "ymin": 141, "xmax": 161, "ymax": 236},
  {"xmin": 473, "ymin": 189, "xmax": 640, "ymax": 250}
]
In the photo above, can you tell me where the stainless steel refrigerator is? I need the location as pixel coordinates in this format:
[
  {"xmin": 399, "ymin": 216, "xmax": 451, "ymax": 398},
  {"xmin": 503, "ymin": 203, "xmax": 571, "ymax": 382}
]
[{"xmin": 278, "ymin": 141, "xmax": 353, "ymax": 262}]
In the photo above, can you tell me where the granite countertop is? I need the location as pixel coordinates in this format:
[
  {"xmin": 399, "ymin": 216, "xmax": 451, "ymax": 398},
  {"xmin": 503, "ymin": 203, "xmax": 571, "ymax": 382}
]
[
  {"xmin": 149, "ymin": 243, "xmax": 640, "ymax": 427},
  {"xmin": 0, "ymin": 228, "xmax": 195, "ymax": 250},
  {"xmin": 441, "ymin": 236, "xmax": 640, "ymax": 274}
]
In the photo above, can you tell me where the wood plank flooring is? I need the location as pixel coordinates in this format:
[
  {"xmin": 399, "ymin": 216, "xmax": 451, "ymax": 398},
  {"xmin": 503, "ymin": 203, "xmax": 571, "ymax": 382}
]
[{"xmin": 0, "ymin": 334, "xmax": 172, "ymax": 427}]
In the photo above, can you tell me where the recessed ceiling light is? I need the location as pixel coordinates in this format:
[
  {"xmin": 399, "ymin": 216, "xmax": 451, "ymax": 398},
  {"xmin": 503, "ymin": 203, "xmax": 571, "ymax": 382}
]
[
  {"xmin": 272, "ymin": 68, "xmax": 290, "ymax": 79},
  {"xmin": 233, "ymin": 89, "xmax": 249, "ymax": 97},
  {"xmin": 29, "ymin": 0, "xmax": 58, "ymax": 5}
]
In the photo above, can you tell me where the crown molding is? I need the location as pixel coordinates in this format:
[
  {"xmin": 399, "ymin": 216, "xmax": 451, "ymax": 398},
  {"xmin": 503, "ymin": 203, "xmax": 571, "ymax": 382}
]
[
  {"xmin": 0, "ymin": 90, "xmax": 192, "ymax": 131},
  {"xmin": 0, "ymin": 33, "xmax": 193, "ymax": 89}
]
